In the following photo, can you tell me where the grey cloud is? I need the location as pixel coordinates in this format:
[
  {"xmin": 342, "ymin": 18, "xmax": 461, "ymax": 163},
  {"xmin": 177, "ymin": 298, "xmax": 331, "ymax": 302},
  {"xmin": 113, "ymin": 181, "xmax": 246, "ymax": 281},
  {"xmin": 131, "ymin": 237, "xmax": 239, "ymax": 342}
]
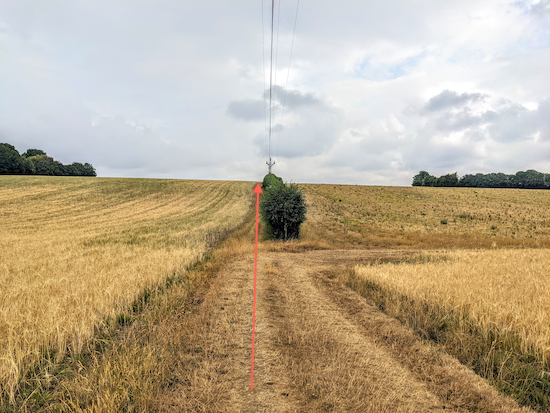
[
  {"xmin": 434, "ymin": 110, "xmax": 485, "ymax": 131},
  {"xmin": 423, "ymin": 90, "xmax": 487, "ymax": 112},
  {"xmin": 327, "ymin": 140, "xmax": 402, "ymax": 171},
  {"xmin": 485, "ymin": 101, "xmax": 540, "ymax": 142},
  {"xmin": 227, "ymin": 86, "xmax": 322, "ymax": 123},
  {"xmin": 400, "ymin": 94, "xmax": 550, "ymax": 178},
  {"xmin": 418, "ymin": 92, "xmax": 548, "ymax": 143},
  {"xmin": 269, "ymin": 85, "xmax": 322, "ymax": 109},
  {"xmin": 226, "ymin": 99, "xmax": 264, "ymax": 121},
  {"xmin": 239, "ymin": 87, "xmax": 342, "ymax": 159},
  {"xmin": 530, "ymin": 0, "xmax": 550, "ymax": 17},
  {"xmin": 533, "ymin": 98, "xmax": 550, "ymax": 141},
  {"xmin": 274, "ymin": 114, "xmax": 341, "ymax": 158}
]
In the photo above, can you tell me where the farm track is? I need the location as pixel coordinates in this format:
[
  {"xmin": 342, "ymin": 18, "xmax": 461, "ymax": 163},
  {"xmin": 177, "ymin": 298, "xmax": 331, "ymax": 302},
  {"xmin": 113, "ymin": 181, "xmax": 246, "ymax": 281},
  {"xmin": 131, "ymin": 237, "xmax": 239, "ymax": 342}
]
[{"xmin": 158, "ymin": 248, "xmax": 532, "ymax": 412}]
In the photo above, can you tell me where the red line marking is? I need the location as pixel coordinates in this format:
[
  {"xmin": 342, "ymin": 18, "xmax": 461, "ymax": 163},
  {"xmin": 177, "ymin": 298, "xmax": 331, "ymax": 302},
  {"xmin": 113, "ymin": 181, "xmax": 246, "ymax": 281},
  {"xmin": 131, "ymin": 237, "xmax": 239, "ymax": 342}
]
[{"xmin": 251, "ymin": 183, "xmax": 262, "ymax": 391}]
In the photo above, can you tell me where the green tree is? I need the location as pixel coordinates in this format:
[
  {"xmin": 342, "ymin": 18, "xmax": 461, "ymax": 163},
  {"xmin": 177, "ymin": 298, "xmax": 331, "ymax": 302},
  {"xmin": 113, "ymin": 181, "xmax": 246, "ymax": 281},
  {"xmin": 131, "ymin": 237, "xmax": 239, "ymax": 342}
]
[
  {"xmin": 82, "ymin": 163, "xmax": 97, "ymax": 176},
  {"xmin": 459, "ymin": 174, "xmax": 476, "ymax": 187},
  {"xmin": 65, "ymin": 162, "xmax": 82, "ymax": 176},
  {"xmin": 0, "ymin": 143, "xmax": 33, "ymax": 174},
  {"xmin": 22, "ymin": 149, "xmax": 47, "ymax": 158},
  {"xmin": 0, "ymin": 142, "xmax": 96, "ymax": 176},
  {"xmin": 515, "ymin": 170, "xmax": 546, "ymax": 189},
  {"xmin": 436, "ymin": 172, "xmax": 459, "ymax": 187},
  {"xmin": 262, "ymin": 173, "xmax": 283, "ymax": 190},
  {"xmin": 260, "ymin": 183, "xmax": 307, "ymax": 241},
  {"xmin": 27, "ymin": 155, "xmax": 66, "ymax": 176},
  {"xmin": 412, "ymin": 171, "xmax": 437, "ymax": 186}
]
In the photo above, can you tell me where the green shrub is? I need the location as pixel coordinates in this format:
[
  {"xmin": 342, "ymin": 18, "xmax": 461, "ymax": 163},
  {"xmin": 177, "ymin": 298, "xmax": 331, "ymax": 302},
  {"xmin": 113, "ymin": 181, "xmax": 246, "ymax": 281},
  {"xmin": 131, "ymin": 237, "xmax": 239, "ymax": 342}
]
[
  {"xmin": 261, "ymin": 173, "xmax": 283, "ymax": 190},
  {"xmin": 260, "ymin": 183, "xmax": 307, "ymax": 241}
]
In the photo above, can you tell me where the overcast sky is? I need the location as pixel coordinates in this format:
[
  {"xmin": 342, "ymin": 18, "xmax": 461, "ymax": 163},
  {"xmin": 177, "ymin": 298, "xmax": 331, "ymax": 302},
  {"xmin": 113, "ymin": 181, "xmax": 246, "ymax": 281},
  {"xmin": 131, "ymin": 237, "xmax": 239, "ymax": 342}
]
[{"xmin": 1, "ymin": 1, "xmax": 549, "ymax": 185}]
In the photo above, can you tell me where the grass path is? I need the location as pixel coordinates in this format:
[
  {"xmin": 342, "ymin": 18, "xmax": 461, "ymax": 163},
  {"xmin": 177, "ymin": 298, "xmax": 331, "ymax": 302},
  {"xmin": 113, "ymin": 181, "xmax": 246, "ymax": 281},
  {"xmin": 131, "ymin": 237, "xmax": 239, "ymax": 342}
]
[{"xmin": 153, "ymin": 245, "xmax": 532, "ymax": 412}]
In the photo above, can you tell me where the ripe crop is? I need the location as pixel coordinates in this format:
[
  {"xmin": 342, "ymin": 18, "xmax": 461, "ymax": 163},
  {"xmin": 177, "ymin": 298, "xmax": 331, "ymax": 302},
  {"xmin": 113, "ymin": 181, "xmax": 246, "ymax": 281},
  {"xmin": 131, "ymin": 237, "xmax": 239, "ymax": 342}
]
[{"xmin": 0, "ymin": 176, "xmax": 251, "ymax": 403}]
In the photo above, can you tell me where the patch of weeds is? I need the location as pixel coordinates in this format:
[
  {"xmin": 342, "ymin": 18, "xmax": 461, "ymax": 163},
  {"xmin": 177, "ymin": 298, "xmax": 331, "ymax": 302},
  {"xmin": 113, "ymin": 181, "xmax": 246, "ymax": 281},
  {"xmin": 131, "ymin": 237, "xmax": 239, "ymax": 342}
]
[{"xmin": 116, "ymin": 313, "xmax": 135, "ymax": 326}]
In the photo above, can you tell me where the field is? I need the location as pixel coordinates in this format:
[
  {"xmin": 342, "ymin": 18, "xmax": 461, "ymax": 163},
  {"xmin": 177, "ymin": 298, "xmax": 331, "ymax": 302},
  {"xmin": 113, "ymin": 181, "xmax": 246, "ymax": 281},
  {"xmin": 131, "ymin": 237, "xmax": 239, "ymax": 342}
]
[
  {"xmin": 346, "ymin": 250, "xmax": 550, "ymax": 409},
  {"xmin": 0, "ymin": 176, "xmax": 252, "ymax": 404},
  {"xmin": 299, "ymin": 184, "xmax": 550, "ymax": 249},
  {"xmin": 1, "ymin": 177, "xmax": 549, "ymax": 412},
  {"xmin": 354, "ymin": 249, "xmax": 550, "ymax": 363}
]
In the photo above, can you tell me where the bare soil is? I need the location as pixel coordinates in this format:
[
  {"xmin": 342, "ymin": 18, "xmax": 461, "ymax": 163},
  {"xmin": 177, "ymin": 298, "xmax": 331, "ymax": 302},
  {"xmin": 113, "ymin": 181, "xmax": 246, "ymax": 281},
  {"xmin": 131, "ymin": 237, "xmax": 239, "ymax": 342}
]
[{"xmin": 156, "ymin": 247, "xmax": 532, "ymax": 412}]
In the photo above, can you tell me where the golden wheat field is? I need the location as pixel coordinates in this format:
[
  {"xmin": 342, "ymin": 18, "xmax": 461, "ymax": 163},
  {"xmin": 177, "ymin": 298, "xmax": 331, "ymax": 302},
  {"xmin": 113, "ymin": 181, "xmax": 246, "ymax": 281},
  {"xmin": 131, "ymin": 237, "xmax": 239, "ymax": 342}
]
[
  {"xmin": 355, "ymin": 249, "xmax": 550, "ymax": 363},
  {"xmin": 0, "ymin": 176, "xmax": 252, "ymax": 402}
]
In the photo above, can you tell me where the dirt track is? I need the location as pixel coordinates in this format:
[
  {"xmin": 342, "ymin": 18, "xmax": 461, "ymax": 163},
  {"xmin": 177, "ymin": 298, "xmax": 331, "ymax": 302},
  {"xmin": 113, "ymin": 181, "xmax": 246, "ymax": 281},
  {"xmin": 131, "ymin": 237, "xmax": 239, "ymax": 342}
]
[{"xmin": 158, "ymin": 249, "xmax": 532, "ymax": 412}]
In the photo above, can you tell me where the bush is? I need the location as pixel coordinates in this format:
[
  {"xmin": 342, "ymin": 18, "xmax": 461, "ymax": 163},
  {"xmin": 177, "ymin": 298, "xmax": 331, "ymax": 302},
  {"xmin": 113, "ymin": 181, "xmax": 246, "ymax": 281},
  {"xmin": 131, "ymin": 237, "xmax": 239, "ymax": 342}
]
[
  {"xmin": 262, "ymin": 173, "xmax": 283, "ymax": 190},
  {"xmin": 260, "ymin": 183, "xmax": 307, "ymax": 241}
]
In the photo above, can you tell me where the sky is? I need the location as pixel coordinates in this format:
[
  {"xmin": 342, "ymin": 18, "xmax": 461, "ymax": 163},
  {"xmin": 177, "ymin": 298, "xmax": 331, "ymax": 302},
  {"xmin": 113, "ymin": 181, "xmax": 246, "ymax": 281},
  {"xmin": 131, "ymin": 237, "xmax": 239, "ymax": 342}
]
[{"xmin": 0, "ymin": 0, "xmax": 549, "ymax": 185}]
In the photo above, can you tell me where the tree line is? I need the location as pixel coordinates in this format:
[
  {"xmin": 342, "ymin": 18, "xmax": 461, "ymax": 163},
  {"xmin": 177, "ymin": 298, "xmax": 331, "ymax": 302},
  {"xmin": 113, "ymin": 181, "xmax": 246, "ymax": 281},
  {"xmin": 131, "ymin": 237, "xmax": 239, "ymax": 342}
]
[
  {"xmin": 0, "ymin": 143, "xmax": 96, "ymax": 176},
  {"xmin": 412, "ymin": 170, "xmax": 549, "ymax": 189}
]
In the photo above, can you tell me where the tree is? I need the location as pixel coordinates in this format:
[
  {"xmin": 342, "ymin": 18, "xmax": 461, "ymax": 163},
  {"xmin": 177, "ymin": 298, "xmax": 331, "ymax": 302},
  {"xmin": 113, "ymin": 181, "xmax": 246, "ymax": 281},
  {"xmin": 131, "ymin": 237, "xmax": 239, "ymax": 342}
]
[
  {"xmin": 66, "ymin": 162, "xmax": 96, "ymax": 176},
  {"xmin": 412, "ymin": 171, "xmax": 437, "ymax": 186},
  {"xmin": 27, "ymin": 155, "xmax": 66, "ymax": 175},
  {"xmin": 0, "ymin": 142, "xmax": 96, "ymax": 177},
  {"xmin": 22, "ymin": 149, "xmax": 47, "ymax": 158},
  {"xmin": 0, "ymin": 143, "xmax": 33, "ymax": 174},
  {"xmin": 413, "ymin": 171, "xmax": 429, "ymax": 186},
  {"xmin": 436, "ymin": 172, "xmax": 459, "ymax": 187},
  {"xmin": 260, "ymin": 183, "xmax": 307, "ymax": 241},
  {"xmin": 459, "ymin": 170, "xmax": 549, "ymax": 189},
  {"xmin": 514, "ymin": 170, "xmax": 546, "ymax": 189},
  {"xmin": 82, "ymin": 163, "xmax": 97, "ymax": 177},
  {"xmin": 262, "ymin": 173, "xmax": 283, "ymax": 190},
  {"xmin": 459, "ymin": 174, "xmax": 476, "ymax": 187}
]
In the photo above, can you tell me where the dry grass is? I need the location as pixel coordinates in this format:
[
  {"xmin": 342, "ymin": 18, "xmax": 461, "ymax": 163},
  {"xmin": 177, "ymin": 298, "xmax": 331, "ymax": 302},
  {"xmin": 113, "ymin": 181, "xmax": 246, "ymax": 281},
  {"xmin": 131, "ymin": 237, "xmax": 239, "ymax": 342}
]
[
  {"xmin": 264, "ymin": 266, "xmax": 442, "ymax": 412},
  {"xmin": 0, "ymin": 176, "xmax": 252, "ymax": 406},
  {"xmin": 259, "ymin": 250, "xmax": 532, "ymax": 412},
  {"xmin": 351, "ymin": 249, "xmax": 550, "ymax": 410},
  {"xmin": 299, "ymin": 184, "xmax": 550, "ymax": 249}
]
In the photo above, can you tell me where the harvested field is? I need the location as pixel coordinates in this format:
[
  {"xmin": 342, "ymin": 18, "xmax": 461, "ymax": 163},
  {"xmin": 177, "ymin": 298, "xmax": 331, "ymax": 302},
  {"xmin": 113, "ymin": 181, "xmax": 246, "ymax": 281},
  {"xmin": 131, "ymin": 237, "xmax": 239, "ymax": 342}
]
[{"xmin": 298, "ymin": 184, "xmax": 550, "ymax": 249}]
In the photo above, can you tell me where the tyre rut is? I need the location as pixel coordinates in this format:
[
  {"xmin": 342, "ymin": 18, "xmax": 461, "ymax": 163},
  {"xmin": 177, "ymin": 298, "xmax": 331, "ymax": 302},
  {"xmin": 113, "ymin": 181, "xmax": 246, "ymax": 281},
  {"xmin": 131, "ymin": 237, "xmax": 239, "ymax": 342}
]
[{"xmin": 159, "ymin": 249, "xmax": 532, "ymax": 412}]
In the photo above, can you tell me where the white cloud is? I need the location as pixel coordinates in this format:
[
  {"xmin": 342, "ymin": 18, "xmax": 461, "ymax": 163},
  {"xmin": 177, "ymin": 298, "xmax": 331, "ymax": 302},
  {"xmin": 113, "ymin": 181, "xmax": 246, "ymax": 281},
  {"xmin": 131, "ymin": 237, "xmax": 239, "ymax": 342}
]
[{"xmin": 0, "ymin": 0, "xmax": 548, "ymax": 185}]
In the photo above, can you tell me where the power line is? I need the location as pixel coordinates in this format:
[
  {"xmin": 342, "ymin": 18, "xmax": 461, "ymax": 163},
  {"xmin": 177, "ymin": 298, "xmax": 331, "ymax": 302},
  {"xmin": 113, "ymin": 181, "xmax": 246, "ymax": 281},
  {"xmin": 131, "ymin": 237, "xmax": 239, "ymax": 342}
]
[
  {"xmin": 265, "ymin": 0, "xmax": 300, "ymax": 175},
  {"xmin": 261, "ymin": 0, "xmax": 268, "ymax": 161},
  {"xmin": 267, "ymin": 0, "xmax": 275, "ymax": 174},
  {"xmin": 275, "ymin": 0, "xmax": 300, "ymax": 160},
  {"xmin": 273, "ymin": 0, "xmax": 282, "ymax": 106}
]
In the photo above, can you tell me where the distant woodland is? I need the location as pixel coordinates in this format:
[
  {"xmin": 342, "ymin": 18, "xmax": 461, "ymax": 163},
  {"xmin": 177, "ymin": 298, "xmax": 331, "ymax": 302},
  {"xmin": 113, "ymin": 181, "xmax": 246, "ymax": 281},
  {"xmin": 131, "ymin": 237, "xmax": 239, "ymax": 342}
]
[
  {"xmin": 413, "ymin": 170, "xmax": 549, "ymax": 189},
  {"xmin": 0, "ymin": 143, "xmax": 96, "ymax": 176}
]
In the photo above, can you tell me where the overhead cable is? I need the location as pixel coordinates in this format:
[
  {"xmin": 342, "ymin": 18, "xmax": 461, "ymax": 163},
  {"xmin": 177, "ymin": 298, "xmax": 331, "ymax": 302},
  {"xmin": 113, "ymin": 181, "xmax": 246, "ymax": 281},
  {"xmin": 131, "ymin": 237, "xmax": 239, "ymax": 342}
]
[{"xmin": 275, "ymin": 0, "xmax": 300, "ymax": 160}]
